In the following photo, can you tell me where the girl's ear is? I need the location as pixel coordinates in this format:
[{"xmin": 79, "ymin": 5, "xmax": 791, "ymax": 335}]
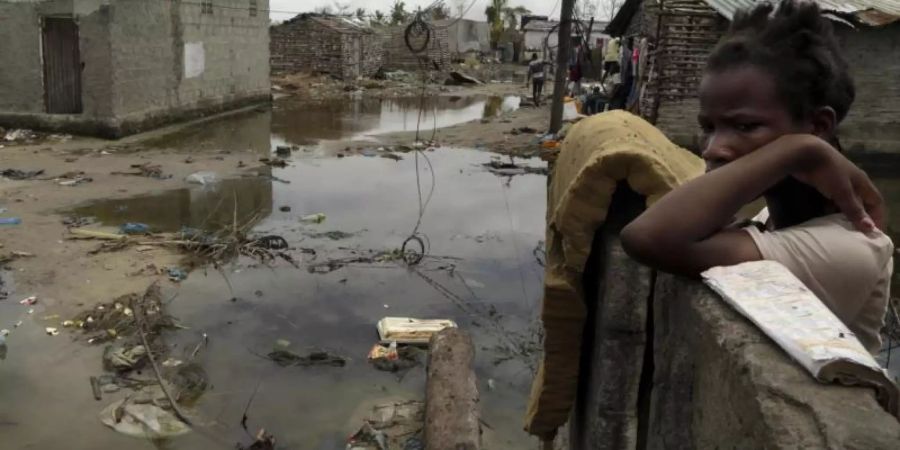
[{"xmin": 811, "ymin": 106, "xmax": 837, "ymax": 139}]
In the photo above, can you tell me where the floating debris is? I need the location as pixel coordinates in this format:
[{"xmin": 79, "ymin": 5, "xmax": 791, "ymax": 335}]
[
  {"xmin": 0, "ymin": 169, "xmax": 44, "ymax": 180},
  {"xmin": 265, "ymin": 348, "xmax": 347, "ymax": 368},
  {"xmin": 482, "ymin": 160, "xmax": 548, "ymax": 177},
  {"xmin": 299, "ymin": 213, "xmax": 326, "ymax": 224}
]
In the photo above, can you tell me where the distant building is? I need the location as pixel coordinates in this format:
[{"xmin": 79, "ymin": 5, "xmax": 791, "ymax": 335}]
[
  {"xmin": 523, "ymin": 19, "xmax": 609, "ymax": 53},
  {"xmin": 606, "ymin": 0, "xmax": 900, "ymax": 152},
  {"xmin": 433, "ymin": 19, "xmax": 490, "ymax": 56},
  {"xmin": 270, "ymin": 14, "xmax": 384, "ymax": 80},
  {"xmin": 0, "ymin": 0, "xmax": 271, "ymax": 138}
]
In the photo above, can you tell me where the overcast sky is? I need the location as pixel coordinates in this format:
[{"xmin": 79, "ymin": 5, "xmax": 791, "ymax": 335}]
[{"xmin": 269, "ymin": 1, "xmax": 614, "ymax": 23}]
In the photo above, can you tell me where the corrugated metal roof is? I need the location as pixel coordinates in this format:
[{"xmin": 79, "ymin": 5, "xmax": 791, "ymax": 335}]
[
  {"xmin": 704, "ymin": 0, "xmax": 900, "ymax": 26},
  {"xmin": 284, "ymin": 14, "xmax": 374, "ymax": 34}
]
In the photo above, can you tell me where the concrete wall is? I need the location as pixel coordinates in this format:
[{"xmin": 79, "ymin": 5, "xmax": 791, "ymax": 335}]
[
  {"xmin": 0, "ymin": 0, "xmax": 270, "ymax": 138},
  {"xmin": 107, "ymin": 0, "xmax": 270, "ymax": 130},
  {"xmin": 570, "ymin": 190, "xmax": 900, "ymax": 449},
  {"xmin": 838, "ymin": 24, "xmax": 900, "ymax": 154},
  {"xmin": 0, "ymin": 0, "xmax": 112, "ymax": 116},
  {"xmin": 445, "ymin": 19, "xmax": 490, "ymax": 54}
]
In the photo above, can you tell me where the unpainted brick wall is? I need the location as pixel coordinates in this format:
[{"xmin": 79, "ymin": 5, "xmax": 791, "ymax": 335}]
[
  {"xmin": 381, "ymin": 25, "xmax": 450, "ymax": 71},
  {"xmin": 270, "ymin": 19, "xmax": 343, "ymax": 77}
]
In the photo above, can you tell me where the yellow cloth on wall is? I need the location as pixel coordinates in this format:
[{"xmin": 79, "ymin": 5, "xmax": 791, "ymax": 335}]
[{"xmin": 525, "ymin": 110, "xmax": 705, "ymax": 438}]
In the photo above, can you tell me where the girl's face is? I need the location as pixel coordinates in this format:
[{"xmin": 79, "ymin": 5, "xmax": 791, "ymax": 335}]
[{"xmin": 698, "ymin": 65, "xmax": 811, "ymax": 172}]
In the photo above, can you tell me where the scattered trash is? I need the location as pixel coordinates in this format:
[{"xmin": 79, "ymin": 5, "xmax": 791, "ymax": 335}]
[
  {"xmin": 380, "ymin": 153, "xmax": 403, "ymax": 161},
  {"xmin": 104, "ymin": 344, "xmax": 148, "ymax": 371},
  {"xmin": 112, "ymin": 163, "xmax": 169, "ymax": 179},
  {"xmin": 253, "ymin": 235, "xmax": 289, "ymax": 250},
  {"xmin": 376, "ymin": 317, "xmax": 458, "ymax": 345},
  {"xmin": 120, "ymin": 223, "xmax": 150, "ymax": 235},
  {"xmin": 0, "ymin": 218, "xmax": 22, "ymax": 226},
  {"xmin": 367, "ymin": 342, "xmax": 423, "ymax": 373},
  {"xmin": 62, "ymin": 216, "xmax": 95, "ymax": 228},
  {"xmin": 99, "ymin": 391, "xmax": 191, "ymax": 439},
  {"xmin": 238, "ymin": 428, "xmax": 276, "ymax": 450},
  {"xmin": 0, "ymin": 169, "xmax": 45, "ymax": 180},
  {"xmin": 487, "ymin": 378, "xmax": 496, "ymax": 391},
  {"xmin": 361, "ymin": 149, "xmax": 378, "ymax": 157},
  {"xmin": 463, "ymin": 277, "xmax": 486, "ymax": 289},
  {"xmin": 300, "ymin": 213, "xmax": 326, "ymax": 224},
  {"xmin": 19, "ymin": 296, "xmax": 37, "ymax": 305},
  {"xmin": 58, "ymin": 176, "xmax": 93, "ymax": 186},
  {"xmin": 510, "ymin": 126, "xmax": 538, "ymax": 135},
  {"xmin": 3, "ymin": 129, "xmax": 37, "ymax": 142},
  {"xmin": 69, "ymin": 229, "xmax": 126, "ymax": 241},
  {"xmin": 347, "ymin": 400, "xmax": 425, "ymax": 450},
  {"xmin": 161, "ymin": 358, "xmax": 183, "ymax": 368},
  {"xmin": 447, "ymin": 71, "xmax": 483, "ymax": 85},
  {"xmin": 185, "ymin": 171, "xmax": 218, "ymax": 186},
  {"xmin": 260, "ymin": 158, "xmax": 288, "ymax": 168},
  {"xmin": 305, "ymin": 230, "xmax": 355, "ymax": 240},
  {"xmin": 279, "ymin": 206, "xmax": 291, "ymax": 212},
  {"xmin": 482, "ymin": 160, "xmax": 548, "ymax": 177},
  {"xmin": 265, "ymin": 347, "xmax": 347, "ymax": 368},
  {"xmin": 45, "ymin": 327, "xmax": 59, "ymax": 336},
  {"xmin": 275, "ymin": 145, "xmax": 292, "ymax": 157},
  {"xmin": 167, "ymin": 267, "xmax": 188, "ymax": 282},
  {"xmin": 0, "ymin": 330, "xmax": 7, "ymax": 360}
]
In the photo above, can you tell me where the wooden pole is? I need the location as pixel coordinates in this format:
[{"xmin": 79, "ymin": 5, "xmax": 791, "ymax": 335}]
[
  {"xmin": 549, "ymin": 0, "xmax": 577, "ymax": 134},
  {"xmin": 425, "ymin": 328, "xmax": 480, "ymax": 450}
]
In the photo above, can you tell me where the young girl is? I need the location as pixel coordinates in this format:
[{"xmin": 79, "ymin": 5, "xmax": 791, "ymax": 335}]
[{"xmin": 621, "ymin": 0, "xmax": 893, "ymax": 354}]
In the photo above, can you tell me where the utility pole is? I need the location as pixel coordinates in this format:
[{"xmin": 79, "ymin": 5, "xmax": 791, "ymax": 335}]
[{"xmin": 549, "ymin": 0, "xmax": 577, "ymax": 134}]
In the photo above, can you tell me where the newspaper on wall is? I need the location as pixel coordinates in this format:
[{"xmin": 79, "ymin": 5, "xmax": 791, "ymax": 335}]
[{"xmin": 702, "ymin": 260, "xmax": 898, "ymax": 417}]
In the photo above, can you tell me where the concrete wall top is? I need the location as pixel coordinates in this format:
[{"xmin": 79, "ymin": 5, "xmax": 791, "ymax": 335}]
[{"xmin": 571, "ymin": 197, "xmax": 900, "ymax": 449}]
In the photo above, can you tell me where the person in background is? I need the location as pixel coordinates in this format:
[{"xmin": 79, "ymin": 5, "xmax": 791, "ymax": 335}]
[
  {"xmin": 602, "ymin": 38, "xmax": 620, "ymax": 82},
  {"xmin": 584, "ymin": 86, "xmax": 606, "ymax": 115},
  {"xmin": 526, "ymin": 53, "xmax": 548, "ymax": 106},
  {"xmin": 621, "ymin": 0, "xmax": 892, "ymax": 354}
]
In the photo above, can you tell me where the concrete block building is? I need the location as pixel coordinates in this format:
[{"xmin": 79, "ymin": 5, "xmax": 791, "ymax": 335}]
[
  {"xmin": 270, "ymin": 14, "xmax": 384, "ymax": 80},
  {"xmin": 0, "ymin": 0, "xmax": 271, "ymax": 138}
]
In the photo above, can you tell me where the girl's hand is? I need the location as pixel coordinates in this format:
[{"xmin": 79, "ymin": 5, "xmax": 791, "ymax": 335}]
[{"xmin": 791, "ymin": 136, "xmax": 885, "ymax": 232}]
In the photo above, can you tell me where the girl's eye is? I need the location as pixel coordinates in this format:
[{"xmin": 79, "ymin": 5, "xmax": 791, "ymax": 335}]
[{"xmin": 735, "ymin": 122, "xmax": 760, "ymax": 132}]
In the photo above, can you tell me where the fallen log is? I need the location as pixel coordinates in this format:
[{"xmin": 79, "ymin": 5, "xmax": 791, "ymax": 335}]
[{"xmin": 425, "ymin": 328, "xmax": 480, "ymax": 450}]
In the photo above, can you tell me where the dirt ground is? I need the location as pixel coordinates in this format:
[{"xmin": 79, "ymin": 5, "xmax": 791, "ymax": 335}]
[{"xmin": 0, "ymin": 75, "xmax": 553, "ymax": 316}]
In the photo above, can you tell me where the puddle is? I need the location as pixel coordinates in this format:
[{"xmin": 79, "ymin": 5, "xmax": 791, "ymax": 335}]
[
  {"xmin": 4, "ymin": 148, "xmax": 546, "ymax": 448},
  {"xmin": 68, "ymin": 176, "xmax": 275, "ymax": 233},
  {"xmin": 145, "ymin": 95, "xmax": 520, "ymax": 154},
  {"xmin": 272, "ymin": 95, "xmax": 520, "ymax": 143}
]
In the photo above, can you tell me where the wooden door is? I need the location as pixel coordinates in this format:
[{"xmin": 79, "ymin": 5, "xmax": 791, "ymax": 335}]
[{"xmin": 42, "ymin": 17, "xmax": 83, "ymax": 114}]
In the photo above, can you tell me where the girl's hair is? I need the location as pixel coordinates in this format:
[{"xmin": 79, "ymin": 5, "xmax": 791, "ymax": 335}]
[{"xmin": 706, "ymin": 0, "xmax": 855, "ymax": 123}]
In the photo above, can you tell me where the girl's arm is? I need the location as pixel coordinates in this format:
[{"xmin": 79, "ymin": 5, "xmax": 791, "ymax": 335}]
[{"xmin": 620, "ymin": 134, "xmax": 883, "ymax": 276}]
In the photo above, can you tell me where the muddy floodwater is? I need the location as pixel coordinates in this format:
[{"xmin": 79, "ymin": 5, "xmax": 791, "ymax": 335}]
[{"xmin": 0, "ymin": 96, "xmax": 545, "ymax": 449}]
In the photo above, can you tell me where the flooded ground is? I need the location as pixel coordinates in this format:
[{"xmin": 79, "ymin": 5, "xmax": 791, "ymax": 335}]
[
  {"xmin": 4, "ymin": 88, "xmax": 900, "ymax": 450},
  {"xmin": 0, "ymin": 94, "xmax": 546, "ymax": 449}
]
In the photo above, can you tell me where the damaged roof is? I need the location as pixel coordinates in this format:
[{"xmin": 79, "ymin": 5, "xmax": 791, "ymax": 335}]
[
  {"xmin": 606, "ymin": 0, "xmax": 900, "ymax": 34},
  {"xmin": 705, "ymin": 0, "xmax": 900, "ymax": 26},
  {"xmin": 283, "ymin": 13, "xmax": 375, "ymax": 33}
]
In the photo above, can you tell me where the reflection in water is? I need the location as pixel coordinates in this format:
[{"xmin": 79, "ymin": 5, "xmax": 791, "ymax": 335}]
[
  {"xmin": 141, "ymin": 107, "xmax": 274, "ymax": 156},
  {"xmin": 272, "ymin": 95, "xmax": 521, "ymax": 144},
  {"xmin": 2, "ymin": 149, "xmax": 545, "ymax": 449},
  {"xmin": 69, "ymin": 176, "xmax": 274, "ymax": 232}
]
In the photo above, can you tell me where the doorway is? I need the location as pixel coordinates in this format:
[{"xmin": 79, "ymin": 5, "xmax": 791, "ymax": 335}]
[{"xmin": 42, "ymin": 17, "xmax": 83, "ymax": 114}]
